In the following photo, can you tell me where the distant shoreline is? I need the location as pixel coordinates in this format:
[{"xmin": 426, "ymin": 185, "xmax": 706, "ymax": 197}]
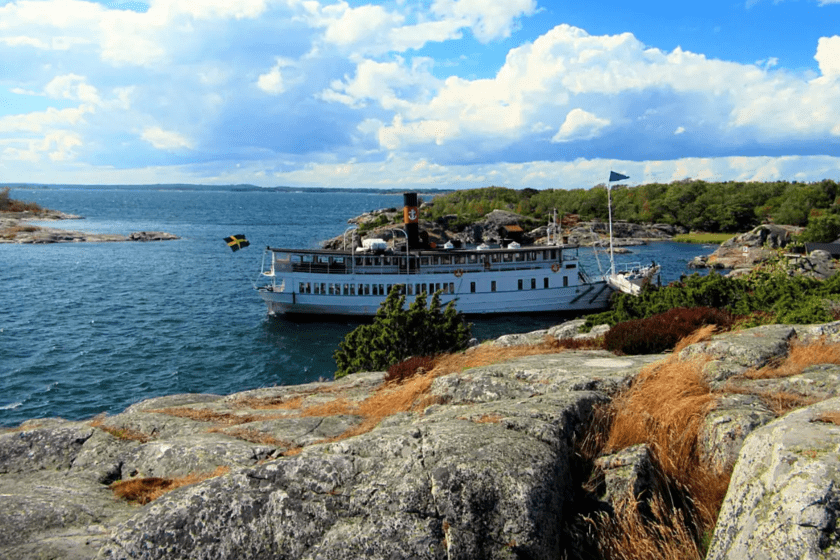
[{"xmin": 0, "ymin": 209, "xmax": 179, "ymax": 244}]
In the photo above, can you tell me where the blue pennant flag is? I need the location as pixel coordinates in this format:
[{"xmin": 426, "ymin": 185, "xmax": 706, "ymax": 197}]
[{"xmin": 609, "ymin": 171, "xmax": 630, "ymax": 182}]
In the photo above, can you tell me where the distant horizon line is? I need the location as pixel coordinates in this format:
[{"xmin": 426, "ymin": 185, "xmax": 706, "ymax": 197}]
[{"xmin": 2, "ymin": 183, "xmax": 456, "ymax": 194}]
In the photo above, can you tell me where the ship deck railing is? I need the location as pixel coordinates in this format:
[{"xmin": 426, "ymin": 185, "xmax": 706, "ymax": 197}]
[
  {"xmin": 275, "ymin": 259, "xmax": 578, "ymax": 276},
  {"xmin": 269, "ymin": 246, "xmax": 578, "ymax": 276}
]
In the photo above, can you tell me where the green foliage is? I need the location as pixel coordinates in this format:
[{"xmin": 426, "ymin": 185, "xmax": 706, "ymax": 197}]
[
  {"xmin": 357, "ymin": 214, "xmax": 393, "ymax": 233},
  {"xmin": 423, "ymin": 179, "xmax": 840, "ymax": 235},
  {"xmin": 585, "ymin": 268, "xmax": 840, "ymax": 331},
  {"xmin": 333, "ymin": 286, "xmax": 472, "ymax": 378},
  {"xmin": 799, "ymin": 211, "xmax": 840, "ymax": 243}
]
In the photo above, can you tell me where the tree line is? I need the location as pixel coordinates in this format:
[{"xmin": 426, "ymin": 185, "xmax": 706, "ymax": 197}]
[{"xmin": 420, "ymin": 179, "xmax": 840, "ymax": 240}]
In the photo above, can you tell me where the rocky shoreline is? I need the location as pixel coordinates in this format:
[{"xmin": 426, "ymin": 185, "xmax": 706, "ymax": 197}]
[
  {"xmin": 4, "ymin": 320, "xmax": 840, "ymax": 559},
  {"xmin": 323, "ymin": 205, "xmax": 683, "ymax": 251},
  {"xmin": 0, "ymin": 210, "xmax": 179, "ymax": 244}
]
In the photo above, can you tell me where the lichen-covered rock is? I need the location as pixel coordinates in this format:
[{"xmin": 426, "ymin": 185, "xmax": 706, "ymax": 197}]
[
  {"xmin": 698, "ymin": 224, "xmax": 801, "ymax": 270},
  {"xmin": 9, "ymin": 322, "xmax": 840, "ymax": 560},
  {"xmin": 707, "ymin": 398, "xmax": 840, "ymax": 560},
  {"xmin": 698, "ymin": 393, "xmax": 776, "ymax": 473},
  {"xmin": 1, "ymin": 349, "xmax": 661, "ymax": 560},
  {"xmin": 429, "ymin": 351, "xmax": 658, "ymax": 404},
  {"xmin": 547, "ymin": 319, "xmax": 587, "ymax": 340},
  {"xmin": 98, "ymin": 392, "xmax": 604, "ymax": 560},
  {"xmin": 0, "ymin": 422, "xmax": 94, "ymax": 473},
  {"xmin": 492, "ymin": 329, "xmax": 548, "ymax": 347},
  {"xmin": 593, "ymin": 444, "xmax": 661, "ymax": 508},
  {"xmin": 679, "ymin": 324, "xmax": 796, "ymax": 383}
]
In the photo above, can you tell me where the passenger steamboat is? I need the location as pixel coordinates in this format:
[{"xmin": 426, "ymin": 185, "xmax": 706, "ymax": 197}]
[{"xmin": 256, "ymin": 193, "xmax": 628, "ymax": 317}]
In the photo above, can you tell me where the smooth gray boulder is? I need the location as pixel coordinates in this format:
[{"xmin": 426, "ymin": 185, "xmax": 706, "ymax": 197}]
[{"xmin": 707, "ymin": 397, "xmax": 840, "ymax": 560}]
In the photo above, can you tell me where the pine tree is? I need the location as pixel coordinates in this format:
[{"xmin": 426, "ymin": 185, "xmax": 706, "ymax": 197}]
[{"xmin": 333, "ymin": 286, "xmax": 472, "ymax": 378}]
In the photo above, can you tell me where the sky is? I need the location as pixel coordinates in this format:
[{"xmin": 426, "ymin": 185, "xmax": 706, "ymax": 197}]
[{"xmin": 1, "ymin": 0, "xmax": 840, "ymax": 190}]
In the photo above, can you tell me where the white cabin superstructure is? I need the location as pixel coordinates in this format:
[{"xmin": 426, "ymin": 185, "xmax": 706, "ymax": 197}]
[{"xmin": 257, "ymin": 243, "xmax": 612, "ymax": 316}]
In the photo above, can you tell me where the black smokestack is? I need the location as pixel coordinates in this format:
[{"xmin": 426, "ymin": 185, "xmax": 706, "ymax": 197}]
[{"xmin": 403, "ymin": 192, "xmax": 421, "ymax": 249}]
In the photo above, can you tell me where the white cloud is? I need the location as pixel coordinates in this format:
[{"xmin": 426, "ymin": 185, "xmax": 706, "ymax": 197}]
[
  {"xmin": 431, "ymin": 0, "xmax": 537, "ymax": 43},
  {"xmin": 552, "ymin": 108, "xmax": 611, "ymax": 142},
  {"xmin": 815, "ymin": 36, "xmax": 840, "ymax": 80},
  {"xmin": 378, "ymin": 115, "xmax": 455, "ymax": 149},
  {"xmin": 322, "ymin": 3, "xmax": 404, "ymax": 47},
  {"xmin": 257, "ymin": 59, "xmax": 295, "ymax": 95},
  {"xmin": 321, "ymin": 23, "xmax": 840, "ymax": 157},
  {"xmin": 0, "ymin": 106, "xmax": 93, "ymax": 133},
  {"xmin": 140, "ymin": 126, "xmax": 194, "ymax": 150},
  {"xmin": 2, "ymin": 130, "xmax": 83, "ymax": 163},
  {"xmin": 0, "ymin": 36, "xmax": 50, "ymax": 49},
  {"xmin": 43, "ymin": 74, "xmax": 102, "ymax": 104},
  {"xmin": 322, "ymin": 57, "xmax": 438, "ymax": 109},
  {"xmin": 1, "ymin": 1, "xmax": 840, "ymax": 189},
  {"xmin": 150, "ymin": 0, "xmax": 269, "ymax": 20}
]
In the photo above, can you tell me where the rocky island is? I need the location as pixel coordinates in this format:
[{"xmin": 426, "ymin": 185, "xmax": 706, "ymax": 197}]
[
  {"xmin": 0, "ymin": 210, "xmax": 179, "ymax": 244},
  {"xmin": 4, "ymin": 319, "xmax": 840, "ymax": 559},
  {"xmin": 0, "ymin": 189, "xmax": 179, "ymax": 244}
]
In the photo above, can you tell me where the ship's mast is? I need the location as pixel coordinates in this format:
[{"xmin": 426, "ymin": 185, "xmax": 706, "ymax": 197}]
[{"xmin": 607, "ymin": 184, "xmax": 615, "ymax": 277}]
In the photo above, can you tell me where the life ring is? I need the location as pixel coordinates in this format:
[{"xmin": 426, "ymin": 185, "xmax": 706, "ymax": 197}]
[
  {"xmin": 551, "ymin": 263, "xmax": 561, "ymax": 273},
  {"xmin": 453, "ymin": 269, "xmax": 464, "ymax": 278}
]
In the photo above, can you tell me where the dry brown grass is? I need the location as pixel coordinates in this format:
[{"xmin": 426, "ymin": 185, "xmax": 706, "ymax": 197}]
[
  {"xmin": 89, "ymin": 414, "xmax": 154, "ymax": 443},
  {"xmin": 743, "ymin": 337, "xmax": 840, "ymax": 379},
  {"xmin": 814, "ymin": 411, "xmax": 840, "ymax": 425},
  {"xmin": 597, "ymin": 345, "xmax": 731, "ymax": 553},
  {"xmin": 428, "ymin": 338, "xmax": 598, "ymax": 378},
  {"xmin": 236, "ymin": 395, "xmax": 306, "ymax": 410},
  {"xmin": 672, "ymin": 324, "xmax": 718, "ymax": 354},
  {"xmin": 299, "ymin": 398, "xmax": 356, "ymax": 417},
  {"xmin": 111, "ymin": 466, "xmax": 230, "ymax": 504},
  {"xmin": 147, "ymin": 407, "xmax": 281, "ymax": 425},
  {"xmin": 208, "ymin": 426, "xmax": 296, "ymax": 447},
  {"xmin": 470, "ymin": 414, "xmax": 503, "ymax": 424},
  {"xmin": 282, "ymin": 446, "xmax": 304, "ymax": 456},
  {"xmin": 0, "ymin": 224, "xmax": 39, "ymax": 239},
  {"xmin": 605, "ymin": 358, "xmax": 716, "ymax": 478},
  {"xmin": 234, "ymin": 384, "xmax": 347, "ymax": 410},
  {"xmin": 593, "ymin": 492, "xmax": 703, "ymax": 560}
]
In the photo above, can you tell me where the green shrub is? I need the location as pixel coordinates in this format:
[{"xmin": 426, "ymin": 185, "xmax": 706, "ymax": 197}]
[
  {"xmin": 603, "ymin": 307, "xmax": 733, "ymax": 355},
  {"xmin": 798, "ymin": 213, "xmax": 840, "ymax": 243},
  {"xmin": 357, "ymin": 214, "xmax": 392, "ymax": 233},
  {"xmin": 333, "ymin": 286, "xmax": 471, "ymax": 378},
  {"xmin": 586, "ymin": 268, "xmax": 840, "ymax": 332}
]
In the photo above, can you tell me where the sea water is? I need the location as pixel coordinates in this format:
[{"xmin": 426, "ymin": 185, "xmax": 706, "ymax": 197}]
[{"xmin": 0, "ymin": 187, "xmax": 713, "ymax": 427}]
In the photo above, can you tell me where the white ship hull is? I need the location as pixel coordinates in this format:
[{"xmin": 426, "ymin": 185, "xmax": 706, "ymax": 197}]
[
  {"xmin": 257, "ymin": 245, "xmax": 613, "ymax": 317},
  {"xmin": 259, "ymin": 280, "xmax": 612, "ymax": 316}
]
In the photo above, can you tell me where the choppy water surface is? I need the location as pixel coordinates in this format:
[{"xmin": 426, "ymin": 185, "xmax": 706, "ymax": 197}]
[{"xmin": 0, "ymin": 187, "xmax": 713, "ymax": 426}]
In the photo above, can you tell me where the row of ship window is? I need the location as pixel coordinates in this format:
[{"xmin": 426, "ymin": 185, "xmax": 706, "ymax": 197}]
[
  {"xmin": 286, "ymin": 249, "xmax": 562, "ymax": 268},
  {"xmin": 298, "ymin": 276, "xmax": 570, "ymax": 296}
]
